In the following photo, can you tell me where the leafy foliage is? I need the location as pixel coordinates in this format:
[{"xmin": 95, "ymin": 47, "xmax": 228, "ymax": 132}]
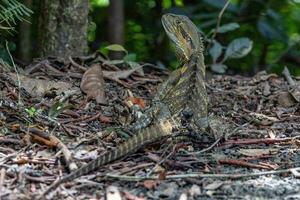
[
  {"xmin": 7, "ymin": 0, "xmax": 299, "ymax": 75},
  {"xmin": 206, "ymin": 26, "xmax": 253, "ymax": 73},
  {"xmin": 90, "ymin": 0, "xmax": 299, "ymax": 75},
  {"xmin": 0, "ymin": 0, "xmax": 33, "ymax": 34},
  {"xmin": 0, "ymin": 0, "xmax": 32, "ymax": 69},
  {"xmin": 182, "ymin": 0, "xmax": 300, "ymax": 74}
]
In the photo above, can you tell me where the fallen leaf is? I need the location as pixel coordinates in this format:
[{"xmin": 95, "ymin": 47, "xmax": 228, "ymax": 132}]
[
  {"xmin": 277, "ymin": 92, "xmax": 297, "ymax": 107},
  {"xmin": 189, "ymin": 184, "xmax": 201, "ymax": 197},
  {"xmin": 262, "ymin": 81, "xmax": 271, "ymax": 96},
  {"xmin": 99, "ymin": 115, "xmax": 112, "ymax": 123},
  {"xmin": 158, "ymin": 170, "xmax": 167, "ymax": 180},
  {"xmin": 106, "ymin": 185, "xmax": 121, "ymax": 200},
  {"xmin": 126, "ymin": 96, "xmax": 145, "ymax": 109},
  {"xmin": 143, "ymin": 180, "xmax": 159, "ymax": 190},
  {"xmin": 30, "ymin": 134, "xmax": 58, "ymax": 148},
  {"xmin": 103, "ymin": 65, "xmax": 143, "ymax": 83},
  {"xmin": 204, "ymin": 180, "xmax": 223, "ymax": 190},
  {"xmin": 290, "ymin": 85, "xmax": 300, "ymax": 102},
  {"xmin": 179, "ymin": 193, "xmax": 188, "ymax": 200},
  {"xmin": 73, "ymin": 149, "xmax": 98, "ymax": 160},
  {"xmin": 123, "ymin": 191, "xmax": 145, "ymax": 200},
  {"xmin": 80, "ymin": 64, "xmax": 107, "ymax": 104},
  {"xmin": 9, "ymin": 73, "xmax": 74, "ymax": 97},
  {"xmin": 238, "ymin": 148, "xmax": 278, "ymax": 157}
]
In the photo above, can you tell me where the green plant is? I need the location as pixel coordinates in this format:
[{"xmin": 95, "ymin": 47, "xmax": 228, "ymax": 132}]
[
  {"xmin": 207, "ymin": 23, "xmax": 253, "ymax": 73},
  {"xmin": 0, "ymin": 0, "xmax": 33, "ymax": 34},
  {"xmin": 25, "ymin": 107, "xmax": 37, "ymax": 118},
  {"xmin": 0, "ymin": 0, "xmax": 33, "ymax": 70},
  {"xmin": 100, "ymin": 44, "xmax": 140, "ymax": 68}
]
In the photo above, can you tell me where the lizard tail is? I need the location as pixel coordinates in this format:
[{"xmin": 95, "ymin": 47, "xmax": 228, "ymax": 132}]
[{"xmin": 39, "ymin": 120, "xmax": 174, "ymax": 198}]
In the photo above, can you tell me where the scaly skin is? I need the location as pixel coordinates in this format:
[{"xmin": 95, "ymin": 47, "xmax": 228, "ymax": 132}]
[
  {"xmin": 40, "ymin": 13, "xmax": 208, "ymax": 198},
  {"xmin": 159, "ymin": 13, "xmax": 208, "ymax": 128}
]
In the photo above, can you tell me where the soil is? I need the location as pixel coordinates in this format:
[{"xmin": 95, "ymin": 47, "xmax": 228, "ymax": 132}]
[{"xmin": 0, "ymin": 56, "xmax": 299, "ymax": 200}]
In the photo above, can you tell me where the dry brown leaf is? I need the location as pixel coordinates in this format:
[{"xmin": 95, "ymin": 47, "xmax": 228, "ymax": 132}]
[
  {"xmin": 30, "ymin": 134, "xmax": 58, "ymax": 148},
  {"xmin": 290, "ymin": 85, "xmax": 300, "ymax": 102},
  {"xmin": 158, "ymin": 170, "xmax": 167, "ymax": 180},
  {"xmin": 103, "ymin": 65, "xmax": 143, "ymax": 80},
  {"xmin": 277, "ymin": 91, "xmax": 297, "ymax": 107},
  {"xmin": 123, "ymin": 191, "xmax": 145, "ymax": 200},
  {"xmin": 80, "ymin": 64, "xmax": 107, "ymax": 104},
  {"xmin": 143, "ymin": 180, "xmax": 159, "ymax": 190},
  {"xmin": 127, "ymin": 96, "xmax": 145, "ymax": 109},
  {"xmin": 99, "ymin": 115, "xmax": 112, "ymax": 123},
  {"xmin": 9, "ymin": 73, "xmax": 73, "ymax": 97}
]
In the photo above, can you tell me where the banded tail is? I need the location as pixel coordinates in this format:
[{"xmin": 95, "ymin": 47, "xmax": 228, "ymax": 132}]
[{"xmin": 40, "ymin": 120, "xmax": 174, "ymax": 197}]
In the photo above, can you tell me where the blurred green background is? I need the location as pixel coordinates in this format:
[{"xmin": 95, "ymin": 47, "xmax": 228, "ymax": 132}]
[
  {"xmin": 89, "ymin": 0, "xmax": 300, "ymax": 75},
  {"xmin": 2, "ymin": 0, "xmax": 300, "ymax": 75}
]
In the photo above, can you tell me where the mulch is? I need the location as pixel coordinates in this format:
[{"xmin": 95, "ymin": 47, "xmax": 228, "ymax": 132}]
[{"xmin": 0, "ymin": 55, "xmax": 299, "ymax": 199}]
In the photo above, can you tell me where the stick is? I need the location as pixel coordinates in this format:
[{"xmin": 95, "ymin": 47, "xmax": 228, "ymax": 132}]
[
  {"xmin": 282, "ymin": 66, "xmax": 295, "ymax": 86},
  {"xmin": 106, "ymin": 167, "xmax": 300, "ymax": 181}
]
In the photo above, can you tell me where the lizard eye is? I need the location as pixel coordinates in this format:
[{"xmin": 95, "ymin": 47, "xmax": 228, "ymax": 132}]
[{"xmin": 175, "ymin": 20, "xmax": 181, "ymax": 25}]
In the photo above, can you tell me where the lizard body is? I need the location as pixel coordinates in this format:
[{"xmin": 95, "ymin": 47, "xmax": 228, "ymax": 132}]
[
  {"xmin": 159, "ymin": 13, "xmax": 208, "ymax": 128},
  {"xmin": 40, "ymin": 13, "xmax": 208, "ymax": 197}
]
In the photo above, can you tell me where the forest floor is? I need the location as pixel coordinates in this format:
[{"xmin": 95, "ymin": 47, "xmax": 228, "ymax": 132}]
[{"xmin": 0, "ymin": 55, "xmax": 300, "ymax": 200}]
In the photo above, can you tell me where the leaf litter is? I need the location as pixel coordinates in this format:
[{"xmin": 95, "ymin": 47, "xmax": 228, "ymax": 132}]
[{"xmin": 0, "ymin": 54, "xmax": 300, "ymax": 199}]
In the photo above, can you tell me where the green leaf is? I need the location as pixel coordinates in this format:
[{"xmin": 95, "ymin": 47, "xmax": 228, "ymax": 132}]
[
  {"xmin": 214, "ymin": 22, "xmax": 240, "ymax": 33},
  {"xmin": 123, "ymin": 53, "xmax": 136, "ymax": 62},
  {"xmin": 202, "ymin": 0, "xmax": 238, "ymax": 13},
  {"xmin": 25, "ymin": 107, "xmax": 36, "ymax": 117},
  {"xmin": 257, "ymin": 17, "xmax": 287, "ymax": 42},
  {"xmin": 225, "ymin": 38, "xmax": 253, "ymax": 59},
  {"xmin": 209, "ymin": 40, "xmax": 223, "ymax": 63},
  {"xmin": 104, "ymin": 44, "xmax": 127, "ymax": 53},
  {"xmin": 48, "ymin": 101, "xmax": 70, "ymax": 118},
  {"xmin": 210, "ymin": 63, "xmax": 227, "ymax": 74}
]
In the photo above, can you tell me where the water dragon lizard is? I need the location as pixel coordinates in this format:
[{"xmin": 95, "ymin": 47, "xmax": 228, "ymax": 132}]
[{"xmin": 39, "ymin": 13, "xmax": 208, "ymax": 197}]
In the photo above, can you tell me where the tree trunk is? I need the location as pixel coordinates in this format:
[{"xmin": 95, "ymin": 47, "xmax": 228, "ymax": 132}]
[
  {"xmin": 18, "ymin": 0, "xmax": 32, "ymax": 64},
  {"xmin": 108, "ymin": 0, "xmax": 124, "ymax": 59},
  {"xmin": 38, "ymin": 0, "xmax": 88, "ymax": 58}
]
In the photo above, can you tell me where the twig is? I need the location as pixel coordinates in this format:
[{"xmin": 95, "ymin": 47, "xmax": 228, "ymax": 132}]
[
  {"xmin": 146, "ymin": 142, "xmax": 174, "ymax": 177},
  {"xmin": 6, "ymin": 41, "xmax": 21, "ymax": 105},
  {"xmin": 188, "ymin": 137, "xmax": 221, "ymax": 155},
  {"xmin": 119, "ymin": 163, "xmax": 153, "ymax": 175},
  {"xmin": 282, "ymin": 66, "xmax": 295, "ymax": 86},
  {"xmin": 211, "ymin": 0, "xmax": 231, "ymax": 41},
  {"xmin": 221, "ymin": 136, "xmax": 300, "ymax": 146},
  {"xmin": 219, "ymin": 159, "xmax": 273, "ymax": 170},
  {"xmin": 49, "ymin": 135, "xmax": 78, "ymax": 171},
  {"xmin": 0, "ymin": 168, "xmax": 5, "ymax": 197},
  {"xmin": 69, "ymin": 56, "xmax": 87, "ymax": 72},
  {"xmin": 106, "ymin": 167, "xmax": 300, "ymax": 181}
]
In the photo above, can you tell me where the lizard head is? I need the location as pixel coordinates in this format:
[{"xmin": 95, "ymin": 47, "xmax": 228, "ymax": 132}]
[{"xmin": 161, "ymin": 13, "xmax": 204, "ymax": 63}]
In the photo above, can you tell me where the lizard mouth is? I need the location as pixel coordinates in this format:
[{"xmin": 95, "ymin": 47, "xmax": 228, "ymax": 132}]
[
  {"xmin": 162, "ymin": 13, "xmax": 191, "ymax": 61},
  {"xmin": 161, "ymin": 14, "xmax": 182, "ymax": 48}
]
